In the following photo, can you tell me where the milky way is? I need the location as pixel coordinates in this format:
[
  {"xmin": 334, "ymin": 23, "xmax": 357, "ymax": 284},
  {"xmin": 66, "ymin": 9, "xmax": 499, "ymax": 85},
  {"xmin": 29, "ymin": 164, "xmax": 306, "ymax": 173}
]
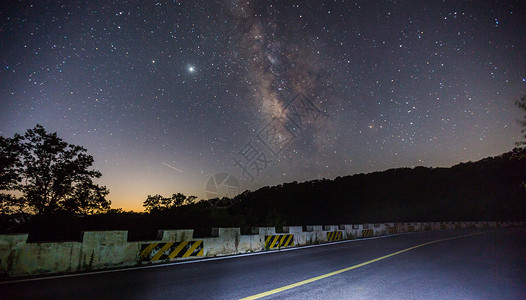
[{"xmin": 1, "ymin": 1, "xmax": 525, "ymax": 210}]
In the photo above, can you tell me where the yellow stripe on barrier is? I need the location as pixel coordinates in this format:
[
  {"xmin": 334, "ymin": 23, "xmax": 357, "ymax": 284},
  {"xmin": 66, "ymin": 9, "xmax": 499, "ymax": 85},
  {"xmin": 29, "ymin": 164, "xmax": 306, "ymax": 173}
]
[
  {"xmin": 168, "ymin": 241, "xmax": 189, "ymax": 259},
  {"xmin": 272, "ymin": 236, "xmax": 280, "ymax": 248},
  {"xmin": 265, "ymin": 234, "xmax": 294, "ymax": 249},
  {"xmin": 362, "ymin": 229, "xmax": 373, "ymax": 238},
  {"xmin": 388, "ymin": 227, "xmax": 398, "ymax": 234},
  {"xmin": 327, "ymin": 231, "xmax": 343, "ymax": 241},
  {"xmin": 278, "ymin": 235, "xmax": 288, "ymax": 248},
  {"xmin": 285, "ymin": 234, "xmax": 293, "ymax": 246},
  {"xmin": 265, "ymin": 235, "xmax": 273, "ymax": 248},
  {"xmin": 140, "ymin": 243, "xmax": 158, "ymax": 260},
  {"xmin": 151, "ymin": 242, "xmax": 174, "ymax": 261},
  {"xmin": 183, "ymin": 240, "xmax": 202, "ymax": 257},
  {"xmin": 284, "ymin": 235, "xmax": 293, "ymax": 247},
  {"xmin": 140, "ymin": 241, "xmax": 204, "ymax": 262}
]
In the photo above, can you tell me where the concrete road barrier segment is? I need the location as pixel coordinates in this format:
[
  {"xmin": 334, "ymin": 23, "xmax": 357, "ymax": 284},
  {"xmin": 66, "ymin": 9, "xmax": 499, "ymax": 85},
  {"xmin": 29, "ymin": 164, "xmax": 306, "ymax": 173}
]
[
  {"xmin": 362, "ymin": 229, "xmax": 373, "ymax": 238},
  {"xmin": 265, "ymin": 234, "xmax": 294, "ymax": 249},
  {"xmin": 140, "ymin": 241, "xmax": 203, "ymax": 262},
  {"xmin": 0, "ymin": 221, "xmax": 505, "ymax": 277},
  {"xmin": 327, "ymin": 231, "xmax": 343, "ymax": 241}
]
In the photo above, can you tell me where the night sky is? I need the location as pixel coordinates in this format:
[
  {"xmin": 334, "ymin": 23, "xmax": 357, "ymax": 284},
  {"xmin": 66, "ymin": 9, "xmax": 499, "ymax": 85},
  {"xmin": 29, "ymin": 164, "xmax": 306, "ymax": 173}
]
[{"xmin": 1, "ymin": 1, "xmax": 525, "ymax": 211}]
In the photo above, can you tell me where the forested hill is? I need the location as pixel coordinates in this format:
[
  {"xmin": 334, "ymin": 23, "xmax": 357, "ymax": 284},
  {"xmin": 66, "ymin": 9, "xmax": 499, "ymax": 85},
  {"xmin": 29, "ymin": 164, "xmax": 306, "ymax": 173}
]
[
  {"xmin": 7, "ymin": 149, "xmax": 526, "ymax": 242},
  {"xmin": 228, "ymin": 148, "xmax": 526, "ymax": 225}
]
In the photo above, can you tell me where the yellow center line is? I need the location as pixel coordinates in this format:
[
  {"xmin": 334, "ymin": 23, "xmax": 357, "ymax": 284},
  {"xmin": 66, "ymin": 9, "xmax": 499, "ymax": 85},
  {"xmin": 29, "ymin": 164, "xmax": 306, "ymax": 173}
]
[{"xmin": 240, "ymin": 231, "xmax": 489, "ymax": 300}]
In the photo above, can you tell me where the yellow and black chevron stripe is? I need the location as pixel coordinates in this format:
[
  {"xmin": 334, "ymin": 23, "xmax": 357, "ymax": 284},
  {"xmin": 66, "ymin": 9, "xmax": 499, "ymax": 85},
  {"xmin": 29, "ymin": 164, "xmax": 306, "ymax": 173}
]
[
  {"xmin": 407, "ymin": 225, "xmax": 415, "ymax": 232},
  {"xmin": 140, "ymin": 241, "xmax": 203, "ymax": 262},
  {"xmin": 265, "ymin": 234, "xmax": 294, "ymax": 249},
  {"xmin": 483, "ymin": 223, "xmax": 489, "ymax": 228},
  {"xmin": 455, "ymin": 224, "xmax": 461, "ymax": 229},
  {"xmin": 362, "ymin": 229, "xmax": 373, "ymax": 238},
  {"xmin": 440, "ymin": 224, "xmax": 446, "ymax": 230},
  {"xmin": 388, "ymin": 226, "xmax": 398, "ymax": 234},
  {"xmin": 327, "ymin": 231, "xmax": 343, "ymax": 241}
]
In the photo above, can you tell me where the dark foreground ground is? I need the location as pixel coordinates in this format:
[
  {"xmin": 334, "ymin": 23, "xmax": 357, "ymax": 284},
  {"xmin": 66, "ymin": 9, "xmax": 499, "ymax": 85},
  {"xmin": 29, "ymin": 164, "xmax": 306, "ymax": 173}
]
[{"xmin": 2, "ymin": 228, "xmax": 525, "ymax": 299}]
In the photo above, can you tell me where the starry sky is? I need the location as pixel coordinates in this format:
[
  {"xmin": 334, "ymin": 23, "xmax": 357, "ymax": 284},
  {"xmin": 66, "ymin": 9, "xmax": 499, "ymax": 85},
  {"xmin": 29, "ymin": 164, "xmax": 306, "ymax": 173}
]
[{"xmin": 1, "ymin": 1, "xmax": 525, "ymax": 211}]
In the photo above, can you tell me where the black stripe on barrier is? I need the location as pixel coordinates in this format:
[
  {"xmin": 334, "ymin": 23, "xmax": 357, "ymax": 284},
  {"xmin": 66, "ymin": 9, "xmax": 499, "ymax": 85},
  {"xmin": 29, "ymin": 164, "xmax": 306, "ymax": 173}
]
[
  {"xmin": 388, "ymin": 227, "xmax": 398, "ymax": 234},
  {"xmin": 265, "ymin": 234, "xmax": 294, "ymax": 249},
  {"xmin": 362, "ymin": 229, "xmax": 373, "ymax": 238},
  {"xmin": 327, "ymin": 231, "xmax": 343, "ymax": 241},
  {"xmin": 440, "ymin": 224, "xmax": 446, "ymax": 230},
  {"xmin": 407, "ymin": 225, "xmax": 415, "ymax": 232},
  {"xmin": 140, "ymin": 241, "xmax": 204, "ymax": 262}
]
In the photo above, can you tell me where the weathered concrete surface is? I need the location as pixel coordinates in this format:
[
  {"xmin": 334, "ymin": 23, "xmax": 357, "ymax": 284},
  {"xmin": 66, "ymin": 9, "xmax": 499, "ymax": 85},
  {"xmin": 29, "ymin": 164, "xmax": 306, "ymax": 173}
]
[
  {"xmin": 157, "ymin": 229, "xmax": 194, "ymax": 242},
  {"xmin": 0, "ymin": 234, "xmax": 29, "ymax": 275},
  {"xmin": 81, "ymin": 231, "xmax": 137, "ymax": 271},
  {"xmin": 18, "ymin": 242, "xmax": 82, "ymax": 275},
  {"xmin": 203, "ymin": 227, "xmax": 241, "ymax": 256}
]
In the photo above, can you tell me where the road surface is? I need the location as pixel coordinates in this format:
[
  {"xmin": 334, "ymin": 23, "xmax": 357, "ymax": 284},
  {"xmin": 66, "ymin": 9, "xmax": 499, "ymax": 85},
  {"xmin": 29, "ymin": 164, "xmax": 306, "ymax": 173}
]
[{"xmin": 2, "ymin": 228, "xmax": 525, "ymax": 299}]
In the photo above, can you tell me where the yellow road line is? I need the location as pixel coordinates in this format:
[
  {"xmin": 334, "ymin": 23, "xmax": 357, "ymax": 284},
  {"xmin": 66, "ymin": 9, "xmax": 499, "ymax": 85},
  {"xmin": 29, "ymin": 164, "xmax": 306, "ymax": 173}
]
[{"xmin": 240, "ymin": 231, "xmax": 488, "ymax": 300}]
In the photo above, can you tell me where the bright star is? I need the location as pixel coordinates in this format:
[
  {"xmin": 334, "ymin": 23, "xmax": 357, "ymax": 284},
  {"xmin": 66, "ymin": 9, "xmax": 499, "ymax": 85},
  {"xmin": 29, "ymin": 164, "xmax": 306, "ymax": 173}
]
[{"xmin": 188, "ymin": 65, "xmax": 195, "ymax": 73}]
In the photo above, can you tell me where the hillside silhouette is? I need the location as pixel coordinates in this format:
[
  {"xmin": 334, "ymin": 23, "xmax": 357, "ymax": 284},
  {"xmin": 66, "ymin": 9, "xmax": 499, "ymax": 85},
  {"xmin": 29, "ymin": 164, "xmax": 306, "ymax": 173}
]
[
  {"xmin": 4, "ymin": 148, "xmax": 525, "ymax": 241},
  {"xmin": 229, "ymin": 148, "xmax": 526, "ymax": 226}
]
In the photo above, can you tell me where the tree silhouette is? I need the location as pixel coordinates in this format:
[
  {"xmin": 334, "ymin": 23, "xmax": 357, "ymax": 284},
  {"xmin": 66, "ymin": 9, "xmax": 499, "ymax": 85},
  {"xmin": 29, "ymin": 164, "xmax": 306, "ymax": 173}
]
[
  {"xmin": 516, "ymin": 95, "xmax": 526, "ymax": 149},
  {"xmin": 143, "ymin": 193, "xmax": 197, "ymax": 212},
  {"xmin": 0, "ymin": 124, "xmax": 110, "ymax": 215},
  {"xmin": 0, "ymin": 134, "xmax": 24, "ymax": 214}
]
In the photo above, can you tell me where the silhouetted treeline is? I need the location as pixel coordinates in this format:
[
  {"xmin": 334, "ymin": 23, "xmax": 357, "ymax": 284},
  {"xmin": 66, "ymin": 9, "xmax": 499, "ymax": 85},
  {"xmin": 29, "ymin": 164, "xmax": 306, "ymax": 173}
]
[
  {"xmin": 229, "ymin": 148, "xmax": 526, "ymax": 226},
  {"xmin": 3, "ymin": 148, "xmax": 525, "ymax": 242}
]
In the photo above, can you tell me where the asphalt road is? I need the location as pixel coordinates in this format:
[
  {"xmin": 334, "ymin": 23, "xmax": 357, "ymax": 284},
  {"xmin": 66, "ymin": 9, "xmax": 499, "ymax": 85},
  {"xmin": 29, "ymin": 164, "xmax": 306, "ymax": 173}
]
[{"xmin": 2, "ymin": 228, "xmax": 525, "ymax": 299}]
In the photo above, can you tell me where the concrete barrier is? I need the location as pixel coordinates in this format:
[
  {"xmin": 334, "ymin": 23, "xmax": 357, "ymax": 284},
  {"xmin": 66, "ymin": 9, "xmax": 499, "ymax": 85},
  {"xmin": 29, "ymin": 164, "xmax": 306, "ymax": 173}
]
[
  {"xmin": 387, "ymin": 224, "xmax": 398, "ymax": 234},
  {"xmin": 362, "ymin": 229, "xmax": 374, "ymax": 238},
  {"xmin": 0, "ymin": 220, "xmax": 513, "ymax": 277},
  {"xmin": 140, "ymin": 241, "xmax": 204, "ymax": 262},
  {"xmin": 326, "ymin": 231, "xmax": 343, "ymax": 241},
  {"xmin": 264, "ymin": 234, "xmax": 294, "ymax": 249}
]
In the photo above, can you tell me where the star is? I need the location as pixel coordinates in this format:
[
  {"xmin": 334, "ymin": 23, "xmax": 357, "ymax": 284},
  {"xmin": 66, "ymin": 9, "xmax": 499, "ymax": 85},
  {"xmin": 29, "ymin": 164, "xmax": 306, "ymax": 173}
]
[{"xmin": 1, "ymin": 0, "xmax": 522, "ymax": 211}]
